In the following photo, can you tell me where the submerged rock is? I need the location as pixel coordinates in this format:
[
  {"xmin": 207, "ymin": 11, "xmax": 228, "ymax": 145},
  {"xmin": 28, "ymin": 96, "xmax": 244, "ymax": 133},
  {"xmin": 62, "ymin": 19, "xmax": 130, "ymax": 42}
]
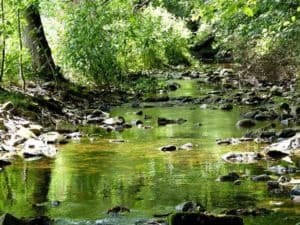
[
  {"xmin": 179, "ymin": 143, "xmax": 193, "ymax": 150},
  {"xmin": 251, "ymin": 174, "xmax": 271, "ymax": 182},
  {"xmin": 236, "ymin": 119, "xmax": 256, "ymax": 128},
  {"xmin": 222, "ymin": 152, "xmax": 263, "ymax": 164},
  {"xmin": 169, "ymin": 213, "xmax": 243, "ymax": 225},
  {"xmin": 218, "ymin": 172, "xmax": 240, "ymax": 182},
  {"xmin": 220, "ymin": 103, "xmax": 233, "ymax": 111},
  {"xmin": 107, "ymin": 206, "xmax": 130, "ymax": 214},
  {"xmin": 159, "ymin": 145, "xmax": 177, "ymax": 152},
  {"xmin": 223, "ymin": 208, "xmax": 271, "ymax": 216}
]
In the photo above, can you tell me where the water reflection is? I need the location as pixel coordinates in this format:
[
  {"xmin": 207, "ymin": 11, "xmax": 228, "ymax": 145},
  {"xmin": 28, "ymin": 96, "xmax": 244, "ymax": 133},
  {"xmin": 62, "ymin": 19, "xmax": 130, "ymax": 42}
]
[{"xmin": 0, "ymin": 79, "xmax": 300, "ymax": 225}]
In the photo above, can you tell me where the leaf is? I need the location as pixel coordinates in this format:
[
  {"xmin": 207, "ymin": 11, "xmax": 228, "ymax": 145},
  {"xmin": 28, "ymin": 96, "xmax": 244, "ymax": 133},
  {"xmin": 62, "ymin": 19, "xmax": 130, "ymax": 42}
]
[
  {"xmin": 243, "ymin": 6, "xmax": 254, "ymax": 17},
  {"xmin": 297, "ymin": 6, "xmax": 300, "ymax": 12},
  {"xmin": 291, "ymin": 16, "xmax": 296, "ymax": 22}
]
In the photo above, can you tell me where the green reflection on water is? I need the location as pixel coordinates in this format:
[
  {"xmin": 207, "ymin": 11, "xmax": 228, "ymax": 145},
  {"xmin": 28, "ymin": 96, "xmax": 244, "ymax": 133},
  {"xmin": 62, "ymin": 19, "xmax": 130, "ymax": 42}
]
[{"xmin": 1, "ymin": 79, "xmax": 300, "ymax": 225}]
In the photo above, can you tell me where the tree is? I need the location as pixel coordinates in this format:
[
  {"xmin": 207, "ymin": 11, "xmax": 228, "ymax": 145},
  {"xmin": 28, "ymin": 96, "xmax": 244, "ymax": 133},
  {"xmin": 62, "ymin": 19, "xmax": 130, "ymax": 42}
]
[
  {"xmin": 24, "ymin": 2, "xmax": 64, "ymax": 82},
  {"xmin": 0, "ymin": 0, "xmax": 5, "ymax": 83}
]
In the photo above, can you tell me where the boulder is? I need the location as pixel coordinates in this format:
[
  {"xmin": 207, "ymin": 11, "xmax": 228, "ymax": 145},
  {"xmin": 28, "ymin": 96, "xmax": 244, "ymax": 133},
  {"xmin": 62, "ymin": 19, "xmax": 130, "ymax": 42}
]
[
  {"xmin": 16, "ymin": 127, "xmax": 37, "ymax": 140},
  {"xmin": 23, "ymin": 139, "xmax": 57, "ymax": 158},
  {"xmin": 169, "ymin": 213, "xmax": 243, "ymax": 225},
  {"xmin": 39, "ymin": 132, "xmax": 67, "ymax": 144},
  {"xmin": 236, "ymin": 119, "xmax": 256, "ymax": 128},
  {"xmin": 264, "ymin": 133, "xmax": 300, "ymax": 158}
]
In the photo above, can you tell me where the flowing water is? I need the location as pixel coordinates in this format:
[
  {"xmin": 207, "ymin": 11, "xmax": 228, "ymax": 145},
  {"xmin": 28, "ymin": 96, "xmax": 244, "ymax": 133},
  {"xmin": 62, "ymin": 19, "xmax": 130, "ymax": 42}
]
[{"xmin": 1, "ymin": 79, "xmax": 300, "ymax": 225}]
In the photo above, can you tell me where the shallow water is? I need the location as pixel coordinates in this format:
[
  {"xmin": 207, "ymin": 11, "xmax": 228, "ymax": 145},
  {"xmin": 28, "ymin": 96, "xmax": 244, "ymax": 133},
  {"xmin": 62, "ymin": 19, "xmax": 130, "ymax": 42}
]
[{"xmin": 1, "ymin": 79, "xmax": 300, "ymax": 225}]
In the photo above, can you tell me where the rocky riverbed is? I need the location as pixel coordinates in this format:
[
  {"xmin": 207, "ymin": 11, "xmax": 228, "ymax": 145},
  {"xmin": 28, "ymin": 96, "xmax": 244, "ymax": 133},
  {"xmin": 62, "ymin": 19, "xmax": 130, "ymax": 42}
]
[{"xmin": 0, "ymin": 67, "xmax": 300, "ymax": 225}]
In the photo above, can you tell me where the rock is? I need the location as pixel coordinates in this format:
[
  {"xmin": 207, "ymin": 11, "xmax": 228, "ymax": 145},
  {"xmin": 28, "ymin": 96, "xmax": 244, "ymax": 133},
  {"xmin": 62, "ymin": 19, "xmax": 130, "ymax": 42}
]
[
  {"xmin": 160, "ymin": 145, "xmax": 177, "ymax": 152},
  {"xmin": 135, "ymin": 110, "xmax": 143, "ymax": 116},
  {"xmin": 109, "ymin": 139, "xmax": 125, "ymax": 143},
  {"xmin": 144, "ymin": 95, "xmax": 169, "ymax": 102},
  {"xmin": 175, "ymin": 201, "xmax": 205, "ymax": 212},
  {"xmin": 222, "ymin": 152, "xmax": 263, "ymax": 164},
  {"xmin": 267, "ymin": 181, "xmax": 280, "ymax": 190},
  {"xmin": 65, "ymin": 132, "xmax": 81, "ymax": 139},
  {"xmin": 234, "ymin": 180, "xmax": 242, "ymax": 185},
  {"xmin": 280, "ymin": 102, "xmax": 290, "ymax": 112},
  {"xmin": 291, "ymin": 185, "xmax": 300, "ymax": 197},
  {"xmin": 22, "ymin": 139, "xmax": 57, "ymax": 158},
  {"xmin": 176, "ymin": 118, "xmax": 187, "ymax": 125},
  {"xmin": 29, "ymin": 124, "xmax": 44, "ymax": 136},
  {"xmin": 166, "ymin": 82, "xmax": 181, "ymax": 91},
  {"xmin": 236, "ymin": 119, "xmax": 256, "ymax": 128},
  {"xmin": 169, "ymin": 213, "xmax": 243, "ymax": 225},
  {"xmin": 0, "ymin": 213, "xmax": 51, "ymax": 225},
  {"xmin": 103, "ymin": 116, "xmax": 125, "ymax": 125},
  {"xmin": 39, "ymin": 132, "xmax": 67, "ymax": 144},
  {"xmin": 0, "ymin": 102, "xmax": 14, "ymax": 112},
  {"xmin": 216, "ymin": 139, "xmax": 232, "ymax": 145},
  {"xmin": 0, "ymin": 159, "xmax": 11, "ymax": 167},
  {"xmin": 16, "ymin": 127, "xmax": 37, "ymax": 140},
  {"xmin": 220, "ymin": 103, "xmax": 233, "ymax": 111},
  {"xmin": 24, "ymin": 216, "xmax": 52, "ymax": 225},
  {"xmin": 251, "ymin": 174, "xmax": 271, "ymax": 182},
  {"xmin": 157, "ymin": 118, "xmax": 176, "ymax": 126},
  {"xmin": 0, "ymin": 213, "xmax": 20, "ymax": 225},
  {"xmin": 264, "ymin": 133, "xmax": 300, "ymax": 158},
  {"xmin": 267, "ymin": 165, "xmax": 299, "ymax": 175},
  {"xmin": 218, "ymin": 172, "xmax": 240, "ymax": 182},
  {"xmin": 131, "ymin": 120, "xmax": 143, "ymax": 127},
  {"xmin": 270, "ymin": 85, "xmax": 283, "ymax": 96},
  {"xmin": 223, "ymin": 208, "xmax": 271, "ymax": 216},
  {"xmin": 278, "ymin": 129, "xmax": 296, "ymax": 138},
  {"xmin": 107, "ymin": 206, "xmax": 130, "ymax": 214},
  {"xmin": 179, "ymin": 143, "xmax": 193, "ymax": 150}
]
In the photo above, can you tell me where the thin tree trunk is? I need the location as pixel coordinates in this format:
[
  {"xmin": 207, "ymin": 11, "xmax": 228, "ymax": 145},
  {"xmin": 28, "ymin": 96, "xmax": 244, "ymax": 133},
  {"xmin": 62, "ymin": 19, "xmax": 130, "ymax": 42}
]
[
  {"xmin": 24, "ymin": 3, "xmax": 64, "ymax": 82},
  {"xmin": 17, "ymin": 9, "xmax": 26, "ymax": 90},
  {"xmin": 0, "ymin": 0, "xmax": 5, "ymax": 82}
]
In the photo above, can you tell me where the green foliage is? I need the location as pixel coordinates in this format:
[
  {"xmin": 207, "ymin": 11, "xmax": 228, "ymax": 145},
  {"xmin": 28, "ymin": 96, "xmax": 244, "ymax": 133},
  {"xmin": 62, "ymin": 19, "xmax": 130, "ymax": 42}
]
[
  {"xmin": 59, "ymin": 0, "xmax": 193, "ymax": 88},
  {"xmin": 192, "ymin": 0, "xmax": 300, "ymax": 79}
]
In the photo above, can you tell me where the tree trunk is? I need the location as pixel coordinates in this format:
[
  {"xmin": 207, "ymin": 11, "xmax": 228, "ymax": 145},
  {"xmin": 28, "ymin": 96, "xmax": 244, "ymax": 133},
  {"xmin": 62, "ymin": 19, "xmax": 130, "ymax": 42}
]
[
  {"xmin": 17, "ymin": 9, "xmax": 26, "ymax": 90},
  {"xmin": 0, "ymin": 0, "xmax": 5, "ymax": 82},
  {"xmin": 24, "ymin": 3, "xmax": 64, "ymax": 82}
]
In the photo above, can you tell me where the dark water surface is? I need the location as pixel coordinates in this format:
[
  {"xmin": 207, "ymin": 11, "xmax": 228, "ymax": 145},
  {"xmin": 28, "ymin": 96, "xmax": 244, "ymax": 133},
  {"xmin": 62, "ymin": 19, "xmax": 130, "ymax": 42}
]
[{"xmin": 1, "ymin": 80, "xmax": 300, "ymax": 225}]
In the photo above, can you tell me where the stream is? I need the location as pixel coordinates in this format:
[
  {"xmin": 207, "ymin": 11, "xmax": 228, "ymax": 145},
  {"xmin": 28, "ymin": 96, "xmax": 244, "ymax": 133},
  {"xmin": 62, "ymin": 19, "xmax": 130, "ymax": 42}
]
[{"xmin": 1, "ymin": 79, "xmax": 300, "ymax": 225}]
